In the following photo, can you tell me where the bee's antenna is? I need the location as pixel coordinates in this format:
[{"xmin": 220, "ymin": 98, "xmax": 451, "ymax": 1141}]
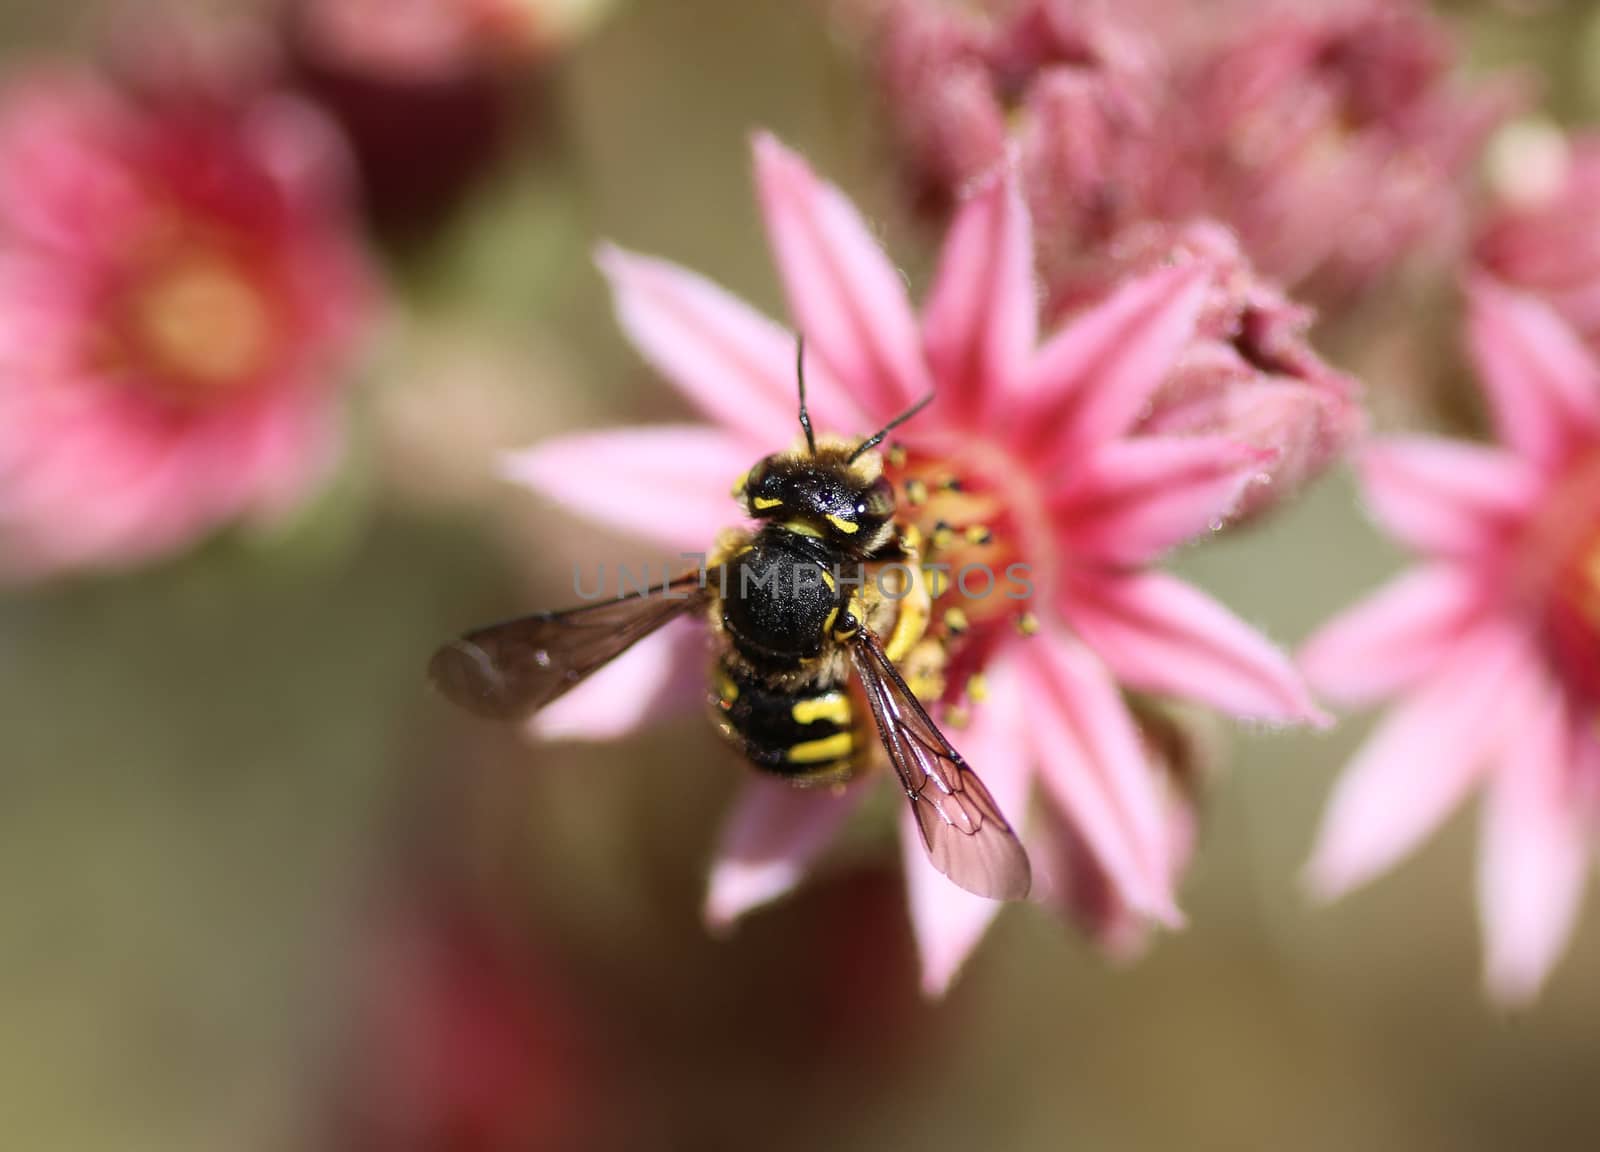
[
  {"xmin": 795, "ymin": 334, "xmax": 817, "ymax": 455},
  {"xmin": 848, "ymin": 391, "xmax": 935, "ymax": 464}
]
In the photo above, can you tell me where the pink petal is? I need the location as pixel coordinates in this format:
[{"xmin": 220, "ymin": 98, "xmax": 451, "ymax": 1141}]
[
  {"xmin": 1061, "ymin": 570, "xmax": 1326, "ymax": 725},
  {"xmin": 1014, "ymin": 266, "xmax": 1208, "ymax": 467},
  {"xmin": 1299, "ymin": 564, "xmax": 1493, "ymax": 708},
  {"xmin": 1357, "ymin": 436, "xmax": 1542, "ymax": 558},
  {"xmin": 1306, "ymin": 623, "xmax": 1528, "ymax": 899},
  {"xmin": 1029, "ymin": 803, "xmax": 1155, "ymax": 963},
  {"xmin": 1467, "ymin": 277, "xmax": 1600, "ymax": 468},
  {"xmin": 751, "ymin": 133, "xmax": 931, "ymax": 421},
  {"xmin": 1016, "ymin": 633, "xmax": 1181, "ymax": 925},
  {"xmin": 1478, "ymin": 679, "xmax": 1590, "ymax": 1004},
  {"xmin": 704, "ymin": 776, "xmax": 867, "ymax": 929},
  {"xmin": 920, "ymin": 167, "xmax": 1036, "ymax": 423},
  {"xmin": 1052, "ymin": 436, "xmax": 1275, "ymax": 566},
  {"xmin": 899, "ymin": 659, "xmax": 1032, "ymax": 995},
  {"xmin": 597, "ymin": 245, "xmax": 864, "ymax": 444},
  {"xmin": 533, "ymin": 618, "xmax": 709, "ymax": 742},
  {"xmin": 502, "ymin": 425, "xmax": 748, "ymax": 552}
]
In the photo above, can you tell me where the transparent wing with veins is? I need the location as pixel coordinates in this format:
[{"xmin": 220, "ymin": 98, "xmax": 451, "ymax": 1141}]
[
  {"xmin": 429, "ymin": 570, "xmax": 714, "ymax": 722},
  {"xmin": 851, "ymin": 630, "xmax": 1032, "ymax": 901}
]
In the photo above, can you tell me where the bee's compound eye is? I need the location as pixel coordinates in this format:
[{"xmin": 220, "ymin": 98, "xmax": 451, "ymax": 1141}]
[
  {"xmin": 742, "ymin": 460, "xmax": 781, "ymax": 513},
  {"xmin": 860, "ymin": 478, "xmax": 895, "ymax": 518}
]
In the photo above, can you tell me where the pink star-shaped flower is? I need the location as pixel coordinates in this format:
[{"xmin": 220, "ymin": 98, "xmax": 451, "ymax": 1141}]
[
  {"xmin": 1303, "ymin": 277, "xmax": 1600, "ymax": 1003},
  {"xmin": 507, "ymin": 134, "xmax": 1321, "ymax": 993}
]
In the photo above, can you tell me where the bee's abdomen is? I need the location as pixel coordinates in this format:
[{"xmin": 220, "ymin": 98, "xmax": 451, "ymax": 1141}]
[{"xmin": 711, "ymin": 663, "xmax": 858, "ymax": 784}]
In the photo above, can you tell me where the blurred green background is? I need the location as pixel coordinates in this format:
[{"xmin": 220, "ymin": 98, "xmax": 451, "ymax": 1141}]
[{"xmin": 4, "ymin": 2, "xmax": 1600, "ymax": 1150}]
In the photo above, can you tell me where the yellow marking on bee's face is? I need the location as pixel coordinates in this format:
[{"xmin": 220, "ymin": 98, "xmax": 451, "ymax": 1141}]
[
  {"xmin": 823, "ymin": 606, "xmax": 840, "ymax": 635},
  {"xmin": 786, "ymin": 732, "xmax": 854, "ymax": 764},
  {"xmin": 792, "ymin": 693, "xmax": 850, "ymax": 727},
  {"xmin": 826, "ymin": 514, "xmax": 860, "ymax": 535},
  {"xmin": 783, "ymin": 519, "xmax": 823, "ymax": 539},
  {"xmin": 753, "ymin": 496, "xmax": 783, "ymax": 511},
  {"xmin": 820, "ymin": 568, "xmax": 837, "ymax": 593}
]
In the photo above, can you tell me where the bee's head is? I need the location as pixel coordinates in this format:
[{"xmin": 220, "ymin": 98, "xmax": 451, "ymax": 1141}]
[{"xmin": 736, "ymin": 448, "xmax": 896, "ymax": 555}]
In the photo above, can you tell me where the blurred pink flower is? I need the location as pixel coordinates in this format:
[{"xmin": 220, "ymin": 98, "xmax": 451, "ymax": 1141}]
[
  {"xmin": 1301, "ymin": 278, "xmax": 1600, "ymax": 1003},
  {"xmin": 506, "ymin": 134, "xmax": 1322, "ymax": 993},
  {"xmin": 1476, "ymin": 130, "xmax": 1600, "ymax": 358},
  {"xmin": 0, "ymin": 66, "xmax": 375, "ymax": 580},
  {"xmin": 1153, "ymin": 0, "xmax": 1516, "ymax": 305}
]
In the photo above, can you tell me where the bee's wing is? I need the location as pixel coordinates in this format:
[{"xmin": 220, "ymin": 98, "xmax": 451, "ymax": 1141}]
[
  {"xmin": 429, "ymin": 569, "xmax": 714, "ymax": 721},
  {"xmin": 850, "ymin": 631, "xmax": 1032, "ymax": 901}
]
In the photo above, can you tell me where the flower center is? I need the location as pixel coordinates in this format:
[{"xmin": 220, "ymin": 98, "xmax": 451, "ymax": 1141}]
[
  {"xmin": 1545, "ymin": 521, "xmax": 1600, "ymax": 714},
  {"xmin": 884, "ymin": 437, "xmax": 1054, "ymax": 652},
  {"xmin": 1530, "ymin": 452, "xmax": 1600, "ymax": 713},
  {"xmin": 121, "ymin": 247, "xmax": 276, "ymax": 406}
]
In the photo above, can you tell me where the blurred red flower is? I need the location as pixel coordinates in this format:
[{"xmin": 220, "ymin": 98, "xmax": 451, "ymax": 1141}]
[{"xmin": 340, "ymin": 894, "xmax": 587, "ymax": 1152}]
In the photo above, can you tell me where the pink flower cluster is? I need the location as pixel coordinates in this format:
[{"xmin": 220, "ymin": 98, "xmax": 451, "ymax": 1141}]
[{"xmin": 862, "ymin": 0, "xmax": 1515, "ymax": 308}]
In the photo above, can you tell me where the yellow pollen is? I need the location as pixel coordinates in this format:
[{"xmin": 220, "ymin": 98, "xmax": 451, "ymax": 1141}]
[
  {"xmin": 966, "ymin": 674, "xmax": 989, "ymax": 703},
  {"xmin": 887, "ymin": 444, "xmax": 908, "ymax": 468},
  {"xmin": 715, "ymin": 672, "xmax": 740, "ymax": 706},
  {"xmin": 731, "ymin": 474, "xmax": 748, "ymax": 498},
  {"xmin": 965, "ymin": 525, "xmax": 994, "ymax": 546},
  {"xmin": 932, "ymin": 522, "xmax": 958, "ymax": 552},
  {"xmin": 944, "ymin": 705, "xmax": 971, "ymax": 729},
  {"xmin": 944, "ymin": 607, "xmax": 970, "ymax": 636},
  {"xmin": 131, "ymin": 252, "xmax": 272, "ymax": 399},
  {"xmin": 1016, "ymin": 612, "xmax": 1040, "ymax": 637},
  {"xmin": 905, "ymin": 479, "xmax": 929, "ymax": 506}
]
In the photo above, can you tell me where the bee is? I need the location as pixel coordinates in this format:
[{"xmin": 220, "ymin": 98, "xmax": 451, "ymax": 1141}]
[{"xmin": 429, "ymin": 341, "xmax": 1031, "ymax": 901}]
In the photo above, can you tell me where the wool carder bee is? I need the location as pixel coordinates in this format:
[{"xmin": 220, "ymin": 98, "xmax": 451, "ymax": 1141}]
[{"xmin": 430, "ymin": 341, "xmax": 1031, "ymax": 900}]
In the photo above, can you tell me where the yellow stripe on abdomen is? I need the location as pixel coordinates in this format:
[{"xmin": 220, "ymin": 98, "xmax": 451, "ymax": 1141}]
[{"xmin": 785, "ymin": 731, "xmax": 854, "ymax": 765}]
